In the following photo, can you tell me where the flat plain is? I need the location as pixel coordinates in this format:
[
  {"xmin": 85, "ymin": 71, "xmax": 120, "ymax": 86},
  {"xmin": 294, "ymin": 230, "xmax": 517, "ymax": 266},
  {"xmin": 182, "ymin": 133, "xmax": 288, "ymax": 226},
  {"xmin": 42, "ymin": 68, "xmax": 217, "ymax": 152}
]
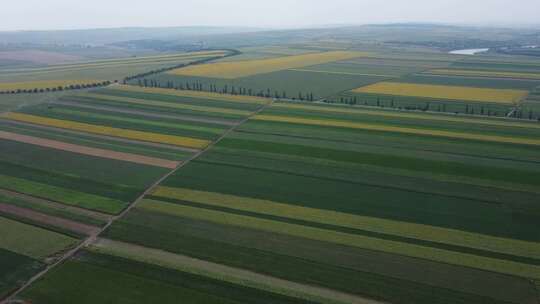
[{"xmin": 2, "ymin": 36, "xmax": 540, "ymax": 304}]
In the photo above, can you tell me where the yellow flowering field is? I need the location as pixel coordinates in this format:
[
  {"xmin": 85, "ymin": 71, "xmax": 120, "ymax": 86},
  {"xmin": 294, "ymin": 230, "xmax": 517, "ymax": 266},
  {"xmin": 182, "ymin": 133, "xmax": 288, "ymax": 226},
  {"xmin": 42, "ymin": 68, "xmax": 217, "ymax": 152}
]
[
  {"xmin": 168, "ymin": 51, "xmax": 368, "ymax": 79},
  {"xmin": 272, "ymin": 103, "xmax": 540, "ymax": 129},
  {"xmin": 352, "ymin": 82, "xmax": 528, "ymax": 104},
  {"xmin": 2, "ymin": 112, "xmax": 210, "ymax": 149},
  {"xmin": 138, "ymin": 199, "xmax": 540, "ymax": 280},
  {"xmin": 151, "ymin": 186, "xmax": 540, "ymax": 260},
  {"xmin": 251, "ymin": 114, "xmax": 540, "ymax": 146}
]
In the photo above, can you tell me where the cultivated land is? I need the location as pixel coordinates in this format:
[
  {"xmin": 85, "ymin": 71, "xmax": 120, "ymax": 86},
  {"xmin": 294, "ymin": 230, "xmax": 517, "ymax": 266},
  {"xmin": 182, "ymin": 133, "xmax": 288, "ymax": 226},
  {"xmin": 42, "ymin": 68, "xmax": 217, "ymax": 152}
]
[
  {"xmin": 352, "ymin": 82, "xmax": 528, "ymax": 104},
  {"xmin": 168, "ymin": 51, "xmax": 368, "ymax": 78},
  {"xmin": 0, "ymin": 51, "xmax": 229, "ymax": 92},
  {"xmin": 2, "ymin": 35, "xmax": 540, "ymax": 304},
  {"xmin": 0, "ymin": 79, "xmax": 270, "ymax": 302}
]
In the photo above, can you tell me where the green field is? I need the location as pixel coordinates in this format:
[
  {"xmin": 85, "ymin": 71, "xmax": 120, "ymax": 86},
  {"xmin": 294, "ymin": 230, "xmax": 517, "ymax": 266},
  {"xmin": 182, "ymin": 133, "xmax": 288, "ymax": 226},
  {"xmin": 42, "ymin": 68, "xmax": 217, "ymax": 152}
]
[
  {"xmin": 0, "ymin": 216, "xmax": 77, "ymax": 259},
  {"xmin": 92, "ymin": 97, "xmax": 540, "ymax": 304},
  {"xmin": 144, "ymin": 69, "xmax": 387, "ymax": 100},
  {"xmin": 0, "ymin": 248, "xmax": 44, "ymax": 299},
  {"xmin": 104, "ymin": 208, "xmax": 536, "ymax": 304},
  {"xmin": 0, "ymin": 51, "xmax": 229, "ymax": 85},
  {"xmin": 3, "ymin": 26, "xmax": 540, "ymax": 304},
  {"xmin": 22, "ymin": 250, "xmax": 318, "ymax": 304}
]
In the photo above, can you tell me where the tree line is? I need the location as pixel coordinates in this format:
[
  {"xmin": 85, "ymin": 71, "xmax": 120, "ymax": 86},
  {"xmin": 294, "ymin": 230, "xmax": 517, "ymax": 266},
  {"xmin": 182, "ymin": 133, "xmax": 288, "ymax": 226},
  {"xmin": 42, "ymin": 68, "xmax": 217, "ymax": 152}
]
[
  {"xmin": 325, "ymin": 95, "xmax": 539, "ymax": 121},
  {"xmin": 134, "ymin": 78, "xmax": 316, "ymax": 101},
  {"xmin": 122, "ymin": 49, "xmax": 240, "ymax": 84},
  {"xmin": 0, "ymin": 80, "xmax": 112, "ymax": 95}
]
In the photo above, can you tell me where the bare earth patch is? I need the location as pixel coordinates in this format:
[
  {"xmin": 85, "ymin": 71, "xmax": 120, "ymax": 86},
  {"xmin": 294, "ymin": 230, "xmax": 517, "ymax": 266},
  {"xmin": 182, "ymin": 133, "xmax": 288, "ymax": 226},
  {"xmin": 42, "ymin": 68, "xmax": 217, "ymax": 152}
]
[
  {"xmin": 0, "ymin": 189, "xmax": 111, "ymax": 222},
  {"xmin": 0, "ymin": 203, "xmax": 100, "ymax": 235},
  {"xmin": 0, "ymin": 130, "xmax": 180, "ymax": 169}
]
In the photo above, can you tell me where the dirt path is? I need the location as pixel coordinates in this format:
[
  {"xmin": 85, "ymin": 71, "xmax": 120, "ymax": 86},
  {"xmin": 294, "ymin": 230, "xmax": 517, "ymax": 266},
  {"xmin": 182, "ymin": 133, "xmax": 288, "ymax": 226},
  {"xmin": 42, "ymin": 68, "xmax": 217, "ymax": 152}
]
[
  {"xmin": 2, "ymin": 99, "xmax": 385, "ymax": 304},
  {"xmin": 0, "ymin": 130, "xmax": 180, "ymax": 169},
  {"xmin": 0, "ymin": 119, "xmax": 199, "ymax": 153},
  {"xmin": 1, "ymin": 101, "xmax": 268, "ymax": 304},
  {"xmin": 0, "ymin": 203, "xmax": 100, "ymax": 236},
  {"xmin": 0, "ymin": 189, "xmax": 111, "ymax": 222},
  {"xmin": 54, "ymin": 101, "xmax": 239, "ymax": 126},
  {"xmin": 93, "ymin": 238, "xmax": 384, "ymax": 304}
]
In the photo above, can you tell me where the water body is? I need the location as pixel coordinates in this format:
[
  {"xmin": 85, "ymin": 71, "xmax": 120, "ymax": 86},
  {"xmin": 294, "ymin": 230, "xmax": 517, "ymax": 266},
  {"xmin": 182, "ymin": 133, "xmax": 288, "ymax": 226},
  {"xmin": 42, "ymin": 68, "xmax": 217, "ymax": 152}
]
[{"xmin": 449, "ymin": 48, "xmax": 489, "ymax": 55}]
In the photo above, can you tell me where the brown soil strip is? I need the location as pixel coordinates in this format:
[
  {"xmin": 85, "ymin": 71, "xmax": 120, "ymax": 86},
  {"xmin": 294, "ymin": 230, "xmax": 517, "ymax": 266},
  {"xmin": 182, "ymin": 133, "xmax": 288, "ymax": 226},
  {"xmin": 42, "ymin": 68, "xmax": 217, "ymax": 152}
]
[
  {"xmin": 0, "ymin": 203, "xmax": 100, "ymax": 235},
  {"xmin": 54, "ymin": 101, "xmax": 238, "ymax": 126},
  {"xmin": 0, "ymin": 119, "xmax": 199, "ymax": 153},
  {"xmin": 6, "ymin": 99, "xmax": 362, "ymax": 304},
  {"xmin": 0, "ymin": 189, "xmax": 111, "ymax": 222},
  {"xmin": 93, "ymin": 238, "xmax": 384, "ymax": 304},
  {"xmin": 0, "ymin": 130, "xmax": 181, "ymax": 169}
]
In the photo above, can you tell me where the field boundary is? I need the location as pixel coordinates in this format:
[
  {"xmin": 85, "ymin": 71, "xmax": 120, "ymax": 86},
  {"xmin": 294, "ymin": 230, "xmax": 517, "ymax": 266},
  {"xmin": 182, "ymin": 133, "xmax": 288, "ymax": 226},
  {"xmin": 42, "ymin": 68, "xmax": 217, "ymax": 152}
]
[
  {"xmin": 1, "ymin": 91, "xmax": 272, "ymax": 304},
  {"xmin": 0, "ymin": 130, "xmax": 180, "ymax": 169},
  {"xmin": 91, "ymin": 238, "xmax": 384, "ymax": 304}
]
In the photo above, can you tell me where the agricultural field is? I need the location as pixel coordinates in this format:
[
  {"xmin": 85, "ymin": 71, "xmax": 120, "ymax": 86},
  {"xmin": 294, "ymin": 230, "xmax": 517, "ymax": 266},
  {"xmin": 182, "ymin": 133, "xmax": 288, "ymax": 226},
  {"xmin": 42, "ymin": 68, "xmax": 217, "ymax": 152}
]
[
  {"xmin": 0, "ymin": 51, "xmax": 229, "ymax": 92},
  {"xmin": 14, "ymin": 91, "xmax": 537, "ymax": 304},
  {"xmin": 139, "ymin": 49, "xmax": 540, "ymax": 118},
  {"xmin": 138, "ymin": 50, "xmax": 395, "ymax": 100},
  {"xmin": 168, "ymin": 51, "xmax": 368, "ymax": 78},
  {"xmin": 352, "ymin": 82, "xmax": 528, "ymax": 104},
  {"xmin": 0, "ymin": 83, "xmax": 267, "ymax": 300},
  {"xmin": 2, "ymin": 26, "xmax": 540, "ymax": 304}
]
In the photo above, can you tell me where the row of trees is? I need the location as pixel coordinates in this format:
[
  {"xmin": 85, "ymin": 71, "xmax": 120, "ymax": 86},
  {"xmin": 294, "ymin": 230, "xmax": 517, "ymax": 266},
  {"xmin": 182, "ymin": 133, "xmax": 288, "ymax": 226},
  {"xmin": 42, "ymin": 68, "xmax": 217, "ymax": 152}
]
[
  {"xmin": 123, "ymin": 49, "xmax": 240, "ymax": 83},
  {"xmin": 0, "ymin": 80, "xmax": 113, "ymax": 95},
  {"xmin": 134, "ymin": 77, "xmax": 539, "ymax": 120},
  {"xmin": 326, "ymin": 95, "xmax": 538, "ymax": 120},
  {"xmin": 0, "ymin": 49, "xmax": 239, "ymax": 96},
  {"xmin": 135, "ymin": 78, "xmax": 317, "ymax": 101}
]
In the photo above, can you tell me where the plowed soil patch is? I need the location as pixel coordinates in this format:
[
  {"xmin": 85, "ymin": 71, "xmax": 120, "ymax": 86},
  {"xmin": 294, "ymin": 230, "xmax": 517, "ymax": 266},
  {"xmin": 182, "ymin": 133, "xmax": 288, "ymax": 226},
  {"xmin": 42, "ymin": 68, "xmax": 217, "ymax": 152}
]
[
  {"xmin": 0, "ymin": 130, "xmax": 180, "ymax": 169},
  {"xmin": 0, "ymin": 203, "xmax": 99, "ymax": 235}
]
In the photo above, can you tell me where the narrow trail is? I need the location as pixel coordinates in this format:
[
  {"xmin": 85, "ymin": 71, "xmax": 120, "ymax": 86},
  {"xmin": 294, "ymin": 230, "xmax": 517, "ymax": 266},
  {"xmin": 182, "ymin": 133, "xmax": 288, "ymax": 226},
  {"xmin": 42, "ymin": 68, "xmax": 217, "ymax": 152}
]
[
  {"xmin": 2, "ymin": 99, "xmax": 272, "ymax": 304},
  {"xmin": 93, "ymin": 238, "xmax": 385, "ymax": 304}
]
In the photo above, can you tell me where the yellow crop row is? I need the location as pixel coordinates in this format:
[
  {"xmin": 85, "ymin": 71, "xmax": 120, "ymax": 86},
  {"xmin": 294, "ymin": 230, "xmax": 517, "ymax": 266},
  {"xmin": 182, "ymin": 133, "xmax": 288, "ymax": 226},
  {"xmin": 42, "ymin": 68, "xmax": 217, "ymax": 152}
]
[
  {"xmin": 251, "ymin": 114, "xmax": 540, "ymax": 146},
  {"xmin": 82, "ymin": 92, "xmax": 252, "ymax": 116},
  {"xmin": 168, "ymin": 51, "xmax": 368, "ymax": 79},
  {"xmin": 113, "ymin": 84, "xmax": 269, "ymax": 104},
  {"xmin": 352, "ymin": 82, "xmax": 528, "ymax": 104},
  {"xmin": 272, "ymin": 102, "xmax": 540, "ymax": 129},
  {"xmin": 0, "ymin": 79, "xmax": 102, "ymax": 91},
  {"xmin": 2, "ymin": 112, "xmax": 210, "ymax": 149},
  {"xmin": 138, "ymin": 199, "xmax": 540, "ymax": 280},
  {"xmin": 152, "ymin": 186, "xmax": 540, "ymax": 260},
  {"xmin": 3, "ymin": 51, "xmax": 226, "ymax": 74},
  {"xmin": 426, "ymin": 69, "xmax": 540, "ymax": 80}
]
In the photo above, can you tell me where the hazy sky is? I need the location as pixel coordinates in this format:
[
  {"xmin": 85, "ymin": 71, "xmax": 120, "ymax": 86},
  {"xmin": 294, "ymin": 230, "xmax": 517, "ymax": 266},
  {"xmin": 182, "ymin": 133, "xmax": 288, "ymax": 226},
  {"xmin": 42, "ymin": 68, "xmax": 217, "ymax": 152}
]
[{"xmin": 1, "ymin": 0, "xmax": 539, "ymax": 31}]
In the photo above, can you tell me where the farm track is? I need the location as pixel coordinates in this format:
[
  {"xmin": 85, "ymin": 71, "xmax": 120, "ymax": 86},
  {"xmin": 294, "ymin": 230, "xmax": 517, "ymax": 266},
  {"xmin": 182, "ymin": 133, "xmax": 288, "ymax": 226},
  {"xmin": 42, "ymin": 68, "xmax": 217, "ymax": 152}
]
[
  {"xmin": 0, "ymin": 203, "xmax": 100, "ymax": 236},
  {"xmin": 93, "ymin": 238, "xmax": 385, "ymax": 304},
  {"xmin": 53, "ymin": 100, "xmax": 239, "ymax": 126},
  {"xmin": 0, "ymin": 130, "xmax": 180, "ymax": 169},
  {"xmin": 0, "ymin": 119, "xmax": 199, "ymax": 153},
  {"xmin": 0, "ymin": 189, "xmax": 111, "ymax": 222},
  {"xmin": 1, "ymin": 98, "xmax": 276, "ymax": 304}
]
